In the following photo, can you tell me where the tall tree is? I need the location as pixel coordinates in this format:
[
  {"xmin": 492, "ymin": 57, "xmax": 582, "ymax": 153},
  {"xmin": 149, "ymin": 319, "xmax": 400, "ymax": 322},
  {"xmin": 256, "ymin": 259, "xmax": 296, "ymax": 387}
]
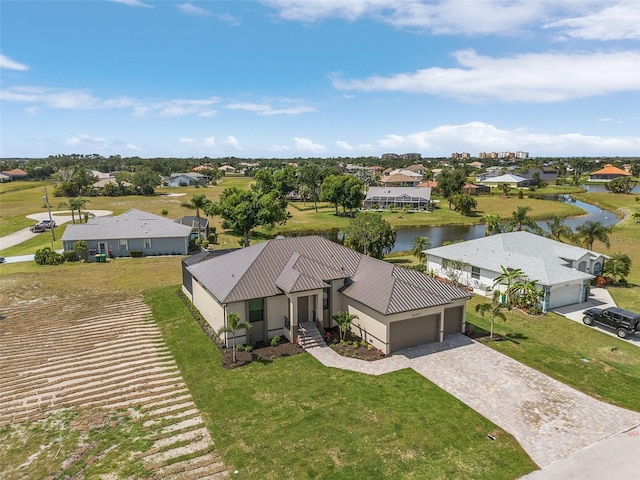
[
  {"xmin": 181, "ymin": 193, "xmax": 211, "ymax": 241},
  {"xmin": 69, "ymin": 197, "xmax": 89, "ymax": 223},
  {"xmin": 217, "ymin": 312, "xmax": 252, "ymax": 363},
  {"xmin": 343, "ymin": 212, "xmax": 396, "ymax": 259},
  {"xmin": 576, "ymin": 221, "xmax": 612, "ymax": 250},
  {"xmin": 133, "ymin": 168, "xmax": 160, "ymax": 195},
  {"xmin": 208, "ymin": 187, "xmax": 289, "ymax": 247},
  {"xmin": 57, "ymin": 201, "xmax": 76, "ymax": 224},
  {"xmin": 320, "ymin": 174, "xmax": 343, "ymax": 215},
  {"xmin": 475, "ymin": 290, "xmax": 508, "ymax": 339},
  {"xmin": 411, "ymin": 236, "xmax": 431, "ymax": 265},
  {"xmin": 298, "ymin": 163, "xmax": 323, "ymax": 212},
  {"xmin": 508, "ymin": 206, "xmax": 542, "ymax": 234},
  {"xmin": 436, "ymin": 168, "xmax": 467, "ymax": 209},
  {"xmin": 545, "ymin": 214, "xmax": 574, "ymax": 242},
  {"xmin": 450, "ymin": 192, "xmax": 477, "ymax": 216},
  {"xmin": 605, "ymin": 176, "xmax": 635, "ymax": 194}
]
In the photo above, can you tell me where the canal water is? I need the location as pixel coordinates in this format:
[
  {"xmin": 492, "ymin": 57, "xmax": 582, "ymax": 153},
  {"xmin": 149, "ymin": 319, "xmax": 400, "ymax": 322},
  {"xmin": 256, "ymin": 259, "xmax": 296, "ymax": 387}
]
[{"xmin": 297, "ymin": 195, "xmax": 621, "ymax": 252}]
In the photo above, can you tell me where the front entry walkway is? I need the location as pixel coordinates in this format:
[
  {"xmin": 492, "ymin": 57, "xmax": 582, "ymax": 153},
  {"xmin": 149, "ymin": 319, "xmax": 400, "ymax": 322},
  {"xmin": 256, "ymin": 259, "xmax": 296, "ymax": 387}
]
[{"xmin": 305, "ymin": 334, "xmax": 640, "ymax": 469}]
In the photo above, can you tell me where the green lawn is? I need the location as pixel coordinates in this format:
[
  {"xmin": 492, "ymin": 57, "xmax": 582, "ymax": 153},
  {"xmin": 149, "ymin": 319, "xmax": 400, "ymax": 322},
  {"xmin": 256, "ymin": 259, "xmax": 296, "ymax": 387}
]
[
  {"xmin": 466, "ymin": 296, "xmax": 640, "ymax": 411},
  {"xmin": 145, "ymin": 286, "xmax": 536, "ymax": 480}
]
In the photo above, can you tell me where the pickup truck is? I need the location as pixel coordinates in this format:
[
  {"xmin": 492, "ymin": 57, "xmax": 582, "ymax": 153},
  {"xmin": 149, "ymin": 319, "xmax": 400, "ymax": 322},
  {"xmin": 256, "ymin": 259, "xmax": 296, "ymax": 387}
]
[{"xmin": 582, "ymin": 307, "xmax": 640, "ymax": 338}]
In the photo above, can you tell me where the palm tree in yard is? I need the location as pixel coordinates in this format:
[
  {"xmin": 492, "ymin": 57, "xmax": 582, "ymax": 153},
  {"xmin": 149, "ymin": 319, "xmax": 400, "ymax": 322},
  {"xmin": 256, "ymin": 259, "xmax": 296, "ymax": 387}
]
[
  {"xmin": 70, "ymin": 197, "xmax": 89, "ymax": 223},
  {"xmin": 482, "ymin": 214, "xmax": 502, "ymax": 236},
  {"xmin": 475, "ymin": 290, "xmax": 508, "ymax": 339},
  {"xmin": 493, "ymin": 265, "xmax": 524, "ymax": 307},
  {"xmin": 217, "ymin": 312, "xmax": 252, "ymax": 363},
  {"xmin": 603, "ymin": 252, "xmax": 632, "ymax": 284},
  {"xmin": 411, "ymin": 236, "xmax": 430, "ymax": 265},
  {"xmin": 508, "ymin": 206, "xmax": 542, "ymax": 234},
  {"xmin": 545, "ymin": 214, "xmax": 574, "ymax": 242},
  {"xmin": 576, "ymin": 221, "xmax": 612, "ymax": 250},
  {"xmin": 181, "ymin": 193, "xmax": 211, "ymax": 241}
]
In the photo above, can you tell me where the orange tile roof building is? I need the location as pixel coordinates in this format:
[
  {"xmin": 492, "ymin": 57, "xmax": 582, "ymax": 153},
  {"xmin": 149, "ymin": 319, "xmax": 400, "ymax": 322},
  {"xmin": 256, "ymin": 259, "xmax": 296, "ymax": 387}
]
[{"xmin": 588, "ymin": 164, "xmax": 631, "ymax": 181}]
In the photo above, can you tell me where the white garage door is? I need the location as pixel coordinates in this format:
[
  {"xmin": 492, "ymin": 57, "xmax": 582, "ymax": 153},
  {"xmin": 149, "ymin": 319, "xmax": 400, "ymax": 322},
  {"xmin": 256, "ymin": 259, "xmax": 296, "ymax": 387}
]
[{"xmin": 549, "ymin": 284, "xmax": 582, "ymax": 309}]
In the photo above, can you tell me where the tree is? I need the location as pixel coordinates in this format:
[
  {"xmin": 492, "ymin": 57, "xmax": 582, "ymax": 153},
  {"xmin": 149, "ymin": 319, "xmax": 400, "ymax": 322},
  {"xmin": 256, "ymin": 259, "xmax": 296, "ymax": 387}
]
[
  {"xmin": 576, "ymin": 221, "xmax": 612, "ymax": 250},
  {"xmin": 181, "ymin": 193, "xmax": 211, "ymax": 241},
  {"xmin": 499, "ymin": 183, "xmax": 511, "ymax": 197},
  {"xmin": 73, "ymin": 240, "xmax": 88, "ymax": 262},
  {"xmin": 475, "ymin": 290, "xmax": 508, "ymax": 339},
  {"xmin": 208, "ymin": 187, "xmax": 289, "ymax": 247},
  {"xmin": 57, "ymin": 201, "xmax": 76, "ymax": 224},
  {"xmin": 332, "ymin": 311, "xmax": 358, "ymax": 341},
  {"xmin": 217, "ymin": 312, "xmax": 252, "ymax": 363},
  {"xmin": 69, "ymin": 197, "xmax": 89, "ymax": 223},
  {"xmin": 133, "ymin": 168, "xmax": 160, "ymax": 195},
  {"xmin": 320, "ymin": 174, "xmax": 343, "ymax": 215},
  {"xmin": 545, "ymin": 214, "xmax": 574, "ymax": 242},
  {"xmin": 482, "ymin": 214, "xmax": 502, "ymax": 236},
  {"xmin": 605, "ymin": 176, "xmax": 635, "ymax": 194},
  {"xmin": 493, "ymin": 265, "xmax": 525, "ymax": 306},
  {"xmin": 450, "ymin": 192, "xmax": 477, "ymax": 216},
  {"xmin": 508, "ymin": 206, "xmax": 542, "ymax": 234},
  {"xmin": 603, "ymin": 252, "xmax": 632, "ymax": 284},
  {"xmin": 343, "ymin": 212, "xmax": 396, "ymax": 259},
  {"xmin": 442, "ymin": 259, "xmax": 467, "ymax": 286},
  {"xmin": 411, "ymin": 236, "xmax": 430, "ymax": 265},
  {"xmin": 436, "ymin": 168, "xmax": 467, "ymax": 209},
  {"xmin": 319, "ymin": 174, "xmax": 364, "ymax": 216},
  {"xmin": 298, "ymin": 163, "xmax": 324, "ymax": 212},
  {"xmin": 632, "ymin": 210, "xmax": 640, "ymax": 223},
  {"xmin": 510, "ymin": 277, "xmax": 543, "ymax": 313}
]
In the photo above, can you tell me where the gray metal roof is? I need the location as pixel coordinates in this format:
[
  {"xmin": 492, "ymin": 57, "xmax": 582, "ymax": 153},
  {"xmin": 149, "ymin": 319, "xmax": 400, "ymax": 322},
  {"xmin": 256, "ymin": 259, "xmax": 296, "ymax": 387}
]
[
  {"xmin": 61, "ymin": 208, "xmax": 192, "ymax": 242},
  {"xmin": 425, "ymin": 232, "xmax": 600, "ymax": 286},
  {"xmin": 188, "ymin": 235, "xmax": 470, "ymax": 314}
]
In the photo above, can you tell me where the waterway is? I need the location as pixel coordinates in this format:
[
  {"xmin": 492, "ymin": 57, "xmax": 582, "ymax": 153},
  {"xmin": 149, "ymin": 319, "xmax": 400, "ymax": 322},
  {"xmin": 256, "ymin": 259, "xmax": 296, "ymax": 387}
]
[{"xmin": 301, "ymin": 195, "xmax": 620, "ymax": 253}]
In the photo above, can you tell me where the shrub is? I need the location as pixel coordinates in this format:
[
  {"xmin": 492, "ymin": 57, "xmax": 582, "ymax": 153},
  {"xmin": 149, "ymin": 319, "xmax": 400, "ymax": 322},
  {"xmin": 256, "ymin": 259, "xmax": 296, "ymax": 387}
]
[
  {"xmin": 270, "ymin": 335, "xmax": 281, "ymax": 347},
  {"xmin": 245, "ymin": 344, "xmax": 255, "ymax": 353},
  {"xmin": 236, "ymin": 344, "xmax": 245, "ymax": 352},
  {"xmin": 161, "ymin": 209, "xmax": 168, "ymax": 216},
  {"xmin": 34, "ymin": 247, "xmax": 65, "ymax": 265},
  {"xmin": 73, "ymin": 240, "xmax": 88, "ymax": 261},
  {"xmin": 201, "ymin": 240, "xmax": 209, "ymax": 249},
  {"xmin": 130, "ymin": 250, "xmax": 143, "ymax": 258},
  {"xmin": 62, "ymin": 250, "xmax": 78, "ymax": 262}
]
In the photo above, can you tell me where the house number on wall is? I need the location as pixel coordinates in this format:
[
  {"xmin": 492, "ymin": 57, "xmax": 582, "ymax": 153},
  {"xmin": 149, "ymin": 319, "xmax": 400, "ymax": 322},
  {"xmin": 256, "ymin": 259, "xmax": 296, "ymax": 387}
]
[{"xmin": 410, "ymin": 312, "xmax": 422, "ymax": 318}]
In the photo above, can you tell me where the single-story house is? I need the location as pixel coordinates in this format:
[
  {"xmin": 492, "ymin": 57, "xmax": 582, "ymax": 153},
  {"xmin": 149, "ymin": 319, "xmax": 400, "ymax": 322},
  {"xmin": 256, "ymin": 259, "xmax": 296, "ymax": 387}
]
[
  {"xmin": 404, "ymin": 164, "xmax": 426, "ymax": 175},
  {"xmin": 62, "ymin": 208, "xmax": 192, "ymax": 259},
  {"xmin": 468, "ymin": 161, "xmax": 484, "ymax": 169},
  {"xmin": 164, "ymin": 172, "xmax": 209, "ymax": 187},
  {"xmin": 175, "ymin": 215, "xmax": 210, "ymax": 240},
  {"xmin": 183, "ymin": 236, "xmax": 471, "ymax": 354},
  {"xmin": 588, "ymin": 164, "xmax": 631, "ymax": 181},
  {"xmin": 0, "ymin": 173, "xmax": 11, "ymax": 183},
  {"xmin": 380, "ymin": 169, "xmax": 423, "ymax": 187},
  {"xmin": 482, "ymin": 173, "xmax": 530, "ymax": 188},
  {"xmin": 461, "ymin": 183, "xmax": 490, "ymax": 195},
  {"xmin": 363, "ymin": 187, "xmax": 431, "ymax": 210},
  {"xmin": 425, "ymin": 231, "xmax": 607, "ymax": 310},
  {"xmin": 1, "ymin": 168, "xmax": 28, "ymax": 180}
]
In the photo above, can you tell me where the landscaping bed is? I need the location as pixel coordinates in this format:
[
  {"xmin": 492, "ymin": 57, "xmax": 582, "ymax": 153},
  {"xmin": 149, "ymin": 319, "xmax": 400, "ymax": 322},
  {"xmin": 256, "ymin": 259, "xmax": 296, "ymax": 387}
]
[
  {"xmin": 326, "ymin": 328, "xmax": 387, "ymax": 361},
  {"xmin": 219, "ymin": 338, "xmax": 304, "ymax": 369}
]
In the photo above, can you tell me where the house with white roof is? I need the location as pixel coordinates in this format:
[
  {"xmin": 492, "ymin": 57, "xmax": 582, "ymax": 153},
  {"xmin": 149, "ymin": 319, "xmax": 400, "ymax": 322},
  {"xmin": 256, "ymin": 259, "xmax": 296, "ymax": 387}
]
[
  {"xmin": 363, "ymin": 187, "xmax": 431, "ymax": 210},
  {"xmin": 62, "ymin": 209, "xmax": 192, "ymax": 259},
  {"xmin": 481, "ymin": 173, "xmax": 530, "ymax": 188},
  {"xmin": 425, "ymin": 232, "xmax": 607, "ymax": 310}
]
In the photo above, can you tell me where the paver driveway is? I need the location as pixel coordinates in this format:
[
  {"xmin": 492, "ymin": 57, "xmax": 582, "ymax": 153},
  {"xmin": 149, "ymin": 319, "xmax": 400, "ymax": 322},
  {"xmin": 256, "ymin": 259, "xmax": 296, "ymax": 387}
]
[{"xmin": 307, "ymin": 334, "xmax": 640, "ymax": 468}]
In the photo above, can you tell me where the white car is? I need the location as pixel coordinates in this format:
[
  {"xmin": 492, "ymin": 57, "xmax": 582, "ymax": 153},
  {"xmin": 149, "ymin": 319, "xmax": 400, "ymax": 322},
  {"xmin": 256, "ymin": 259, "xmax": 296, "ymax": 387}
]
[{"xmin": 37, "ymin": 219, "xmax": 57, "ymax": 229}]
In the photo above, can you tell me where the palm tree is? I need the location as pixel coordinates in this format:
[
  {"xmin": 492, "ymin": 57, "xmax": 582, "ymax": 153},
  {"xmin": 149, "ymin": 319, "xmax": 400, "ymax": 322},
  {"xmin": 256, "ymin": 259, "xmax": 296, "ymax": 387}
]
[
  {"xmin": 217, "ymin": 312, "xmax": 253, "ymax": 363},
  {"xmin": 493, "ymin": 265, "xmax": 524, "ymax": 307},
  {"xmin": 603, "ymin": 252, "xmax": 632, "ymax": 284},
  {"xmin": 475, "ymin": 290, "xmax": 508, "ymax": 338},
  {"xmin": 57, "ymin": 201, "xmax": 76, "ymax": 224},
  {"xmin": 632, "ymin": 210, "xmax": 640, "ymax": 223},
  {"xmin": 508, "ymin": 206, "xmax": 542, "ymax": 234},
  {"xmin": 500, "ymin": 183, "xmax": 511, "ymax": 197},
  {"xmin": 181, "ymin": 193, "xmax": 211, "ymax": 241},
  {"xmin": 510, "ymin": 277, "xmax": 543, "ymax": 311},
  {"xmin": 545, "ymin": 214, "xmax": 573, "ymax": 242},
  {"xmin": 576, "ymin": 221, "xmax": 612, "ymax": 250},
  {"xmin": 482, "ymin": 214, "xmax": 502, "ymax": 236},
  {"xmin": 410, "ymin": 236, "xmax": 430, "ymax": 264},
  {"xmin": 69, "ymin": 197, "xmax": 89, "ymax": 223}
]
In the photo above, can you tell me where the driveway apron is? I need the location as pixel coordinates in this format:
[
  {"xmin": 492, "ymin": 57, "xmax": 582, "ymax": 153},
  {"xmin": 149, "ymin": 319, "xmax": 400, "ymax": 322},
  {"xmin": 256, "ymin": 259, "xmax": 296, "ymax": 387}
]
[{"xmin": 307, "ymin": 334, "xmax": 640, "ymax": 468}]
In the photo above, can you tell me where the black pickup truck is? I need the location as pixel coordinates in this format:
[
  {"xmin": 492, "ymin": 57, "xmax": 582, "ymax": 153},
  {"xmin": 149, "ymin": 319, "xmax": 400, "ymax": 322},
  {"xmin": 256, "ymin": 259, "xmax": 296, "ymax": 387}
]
[{"xmin": 582, "ymin": 307, "xmax": 640, "ymax": 338}]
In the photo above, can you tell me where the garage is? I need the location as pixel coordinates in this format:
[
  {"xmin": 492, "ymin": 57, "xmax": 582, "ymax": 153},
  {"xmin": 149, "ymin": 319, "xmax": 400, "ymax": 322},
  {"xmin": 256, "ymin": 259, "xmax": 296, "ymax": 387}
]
[
  {"xmin": 549, "ymin": 283, "xmax": 582, "ymax": 309},
  {"xmin": 389, "ymin": 314, "xmax": 439, "ymax": 352},
  {"xmin": 443, "ymin": 306, "xmax": 464, "ymax": 335}
]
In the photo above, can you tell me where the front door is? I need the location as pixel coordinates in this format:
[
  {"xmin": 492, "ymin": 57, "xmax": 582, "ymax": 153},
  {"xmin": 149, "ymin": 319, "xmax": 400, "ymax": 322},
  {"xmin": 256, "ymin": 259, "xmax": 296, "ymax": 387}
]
[
  {"xmin": 98, "ymin": 242, "xmax": 107, "ymax": 254},
  {"xmin": 297, "ymin": 296, "xmax": 309, "ymax": 323}
]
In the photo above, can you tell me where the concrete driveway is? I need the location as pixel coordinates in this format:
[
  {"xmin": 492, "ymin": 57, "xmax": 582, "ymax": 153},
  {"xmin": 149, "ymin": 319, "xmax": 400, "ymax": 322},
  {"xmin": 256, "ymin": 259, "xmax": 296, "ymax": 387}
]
[{"xmin": 553, "ymin": 288, "xmax": 640, "ymax": 347}]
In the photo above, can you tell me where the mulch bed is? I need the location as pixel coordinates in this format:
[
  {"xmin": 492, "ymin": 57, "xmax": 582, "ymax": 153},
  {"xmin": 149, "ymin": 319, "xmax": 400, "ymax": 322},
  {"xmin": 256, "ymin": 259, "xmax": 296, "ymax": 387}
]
[
  {"xmin": 326, "ymin": 328, "xmax": 387, "ymax": 361},
  {"xmin": 219, "ymin": 338, "xmax": 304, "ymax": 369}
]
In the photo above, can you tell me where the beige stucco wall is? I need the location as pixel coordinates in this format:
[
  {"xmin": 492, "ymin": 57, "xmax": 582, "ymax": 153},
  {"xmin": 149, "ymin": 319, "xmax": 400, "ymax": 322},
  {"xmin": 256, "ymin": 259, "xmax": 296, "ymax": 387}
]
[
  {"xmin": 266, "ymin": 295, "xmax": 288, "ymax": 337},
  {"xmin": 192, "ymin": 280, "xmax": 226, "ymax": 334}
]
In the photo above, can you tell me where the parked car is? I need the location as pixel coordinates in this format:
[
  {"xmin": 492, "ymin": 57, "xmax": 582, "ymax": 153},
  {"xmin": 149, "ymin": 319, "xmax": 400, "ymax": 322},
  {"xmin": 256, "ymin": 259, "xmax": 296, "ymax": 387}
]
[
  {"xmin": 582, "ymin": 307, "xmax": 640, "ymax": 338},
  {"xmin": 0, "ymin": 256, "xmax": 5, "ymax": 264},
  {"xmin": 36, "ymin": 219, "xmax": 56, "ymax": 229},
  {"xmin": 30, "ymin": 223, "xmax": 46, "ymax": 233}
]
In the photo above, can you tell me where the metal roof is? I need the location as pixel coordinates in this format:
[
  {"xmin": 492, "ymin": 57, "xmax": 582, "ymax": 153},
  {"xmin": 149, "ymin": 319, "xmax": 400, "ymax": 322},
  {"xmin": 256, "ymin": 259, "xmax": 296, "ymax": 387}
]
[
  {"xmin": 61, "ymin": 208, "xmax": 192, "ymax": 242},
  {"xmin": 188, "ymin": 235, "xmax": 470, "ymax": 314},
  {"xmin": 365, "ymin": 186, "xmax": 431, "ymax": 201}
]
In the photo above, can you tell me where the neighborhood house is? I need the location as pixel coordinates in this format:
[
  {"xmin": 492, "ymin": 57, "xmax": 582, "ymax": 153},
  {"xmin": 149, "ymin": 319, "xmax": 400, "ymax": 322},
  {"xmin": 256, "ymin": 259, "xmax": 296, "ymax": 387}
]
[
  {"xmin": 425, "ymin": 232, "xmax": 607, "ymax": 310},
  {"xmin": 62, "ymin": 209, "xmax": 192, "ymax": 258},
  {"xmin": 183, "ymin": 236, "xmax": 471, "ymax": 354},
  {"xmin": 363, "ymin": 187, "xmax": 432, "ymax": 211}
]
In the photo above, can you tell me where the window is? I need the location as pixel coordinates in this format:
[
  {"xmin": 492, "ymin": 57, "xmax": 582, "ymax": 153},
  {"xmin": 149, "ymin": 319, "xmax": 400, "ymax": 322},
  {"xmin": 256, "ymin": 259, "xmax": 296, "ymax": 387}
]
[
  {"xmin": 471, "ymin": 266, "xmax": 480, "ymax": 280},
  {"xmin": 323, "ymin": 287, "xmax": 330, "ymax": 311},
  {"xmin": 119, "ymin": 239, "xmax": 128, "ymax": 251},
  {"xmin": 144, "ymin": 238, "xmax": 152, "ymax": 249},
  {"xmin": 248, "ymin": 298, "xmax": 263, "ymax": 323}
]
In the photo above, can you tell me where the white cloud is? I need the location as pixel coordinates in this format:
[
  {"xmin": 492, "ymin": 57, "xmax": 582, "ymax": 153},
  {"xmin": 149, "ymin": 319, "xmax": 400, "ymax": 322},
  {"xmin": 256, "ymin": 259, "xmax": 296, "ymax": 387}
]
[
  {"xmin": 126, "ymin": 144, "xmax": 143, "ymax": 151},
  {"xmin": 226, "ymin": 101, "xmax": 315, "ymax": 116},
  {"xmin": 222, "ymin": 136, "xmax": 240, "ymax": 148},
  {"xmin": 26, "ymin": 106, "xmax": 39, "ymax": 116},
  {"xmin": 66, "ymin": 133, "xmax": 108, "ymax": 146},
  {"xmin": 368, "ymin": 122, "xmax": 640, "ymax": 156},
  {"xmin": 179, "ymin": 138, "xmax": 195, "ymax": 144},
  {"xmin": 0, "ymin": 53, "xmax": 29, "ymax": 71},
  {"xmin": 110, "ymin": 0, "xmax": 153, "ymax": 8},
  {"xmin": 544, "ymin": 1, "xmax": 640, "ymax": 40},
  {"xmin": 177, "ymin": 3, "xmax": 212, "ymax": 17},
  {"xmin": 333, "ymin": 50, "xmax": 640, "ymax": 102},
  {"xmin": 203, "ymin": 137, "xmax": 216, "ymax": 147},
  {"xmin": 294, "ymin": 137, "xmax": 326, "ymax": 152}
]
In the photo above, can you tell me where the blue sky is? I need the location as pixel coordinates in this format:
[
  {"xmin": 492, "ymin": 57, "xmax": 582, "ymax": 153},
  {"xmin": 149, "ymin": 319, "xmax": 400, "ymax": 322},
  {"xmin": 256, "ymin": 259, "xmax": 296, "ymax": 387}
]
[{"xmin": 1, "ymin": 0, "xmax": 639, "ymax": 158}]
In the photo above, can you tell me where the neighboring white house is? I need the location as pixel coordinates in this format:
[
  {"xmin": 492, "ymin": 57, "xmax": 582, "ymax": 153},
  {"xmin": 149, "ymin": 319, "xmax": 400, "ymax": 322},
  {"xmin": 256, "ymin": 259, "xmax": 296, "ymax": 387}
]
[
  {"xmin": 183, "ymin": 236, "xmax": 471, "ymax": 354},
  {"xmin": 481, "ymin": 173, "xmax": 530, "ymax": 188},
  {"xmin": 425, "ymin": 232, "xmax": 608, "ymax": 310},
  {"xmin": 164, "ymin": 172, "xmax": 209, "ymax": 187}
]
